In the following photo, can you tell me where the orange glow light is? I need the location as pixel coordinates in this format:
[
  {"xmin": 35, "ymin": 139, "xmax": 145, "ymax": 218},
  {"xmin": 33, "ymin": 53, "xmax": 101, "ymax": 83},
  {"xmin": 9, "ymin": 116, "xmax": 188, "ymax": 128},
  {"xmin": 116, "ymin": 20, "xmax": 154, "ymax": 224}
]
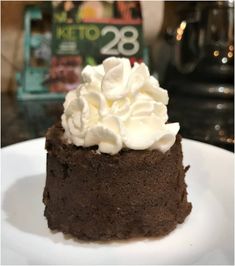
[
  {"xmin": 177, "ymin": 28, "xmax": 183, "ymax": 35},
  {"xmin": 176, "ymin": 35, "xmax": 182, "ymax": 41}
]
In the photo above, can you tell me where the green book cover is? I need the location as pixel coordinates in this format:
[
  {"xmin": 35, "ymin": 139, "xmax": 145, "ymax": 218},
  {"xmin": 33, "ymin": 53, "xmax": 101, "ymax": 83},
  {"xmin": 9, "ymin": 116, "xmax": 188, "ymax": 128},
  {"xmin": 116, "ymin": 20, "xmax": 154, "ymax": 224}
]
[{"xmin": 49, "ymin": 1, "xmax": 145, "ymax": 93}]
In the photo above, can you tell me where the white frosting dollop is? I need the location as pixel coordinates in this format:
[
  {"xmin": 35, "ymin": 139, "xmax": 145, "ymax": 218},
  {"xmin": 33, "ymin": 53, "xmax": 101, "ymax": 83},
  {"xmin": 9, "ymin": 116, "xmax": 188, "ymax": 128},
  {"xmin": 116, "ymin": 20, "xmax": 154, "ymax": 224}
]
[{"xmin": 61, "ymin": 57, "xmax": 180, "ymax": 155}]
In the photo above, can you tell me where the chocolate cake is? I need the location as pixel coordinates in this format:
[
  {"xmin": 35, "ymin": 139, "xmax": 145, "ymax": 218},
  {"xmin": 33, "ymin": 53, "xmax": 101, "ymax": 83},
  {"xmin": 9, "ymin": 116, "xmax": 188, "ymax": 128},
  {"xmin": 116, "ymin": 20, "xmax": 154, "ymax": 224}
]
[
  {"xmin": 43, "ymin": 123, "xmax": 192, "ymax": 241},
  {"xmin": 43, "ymin": 57, "xmax": 192, "ymax": 241}
]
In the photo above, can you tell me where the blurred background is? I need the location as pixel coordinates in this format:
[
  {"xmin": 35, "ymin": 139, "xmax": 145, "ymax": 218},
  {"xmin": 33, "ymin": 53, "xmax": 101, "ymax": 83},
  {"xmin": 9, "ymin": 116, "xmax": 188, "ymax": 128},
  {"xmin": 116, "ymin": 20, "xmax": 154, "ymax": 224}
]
[{"xmin": 1, "ymin": 1, "xmax": 234, "ymax": 151}]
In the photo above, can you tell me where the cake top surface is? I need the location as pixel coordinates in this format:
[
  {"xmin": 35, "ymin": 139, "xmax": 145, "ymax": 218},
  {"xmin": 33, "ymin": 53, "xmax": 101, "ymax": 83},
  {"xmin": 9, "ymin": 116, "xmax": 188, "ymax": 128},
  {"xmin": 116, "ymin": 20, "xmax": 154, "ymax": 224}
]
[{"xmin": 61, "ymin": 57, "xmax": 179, "ymax": 154}]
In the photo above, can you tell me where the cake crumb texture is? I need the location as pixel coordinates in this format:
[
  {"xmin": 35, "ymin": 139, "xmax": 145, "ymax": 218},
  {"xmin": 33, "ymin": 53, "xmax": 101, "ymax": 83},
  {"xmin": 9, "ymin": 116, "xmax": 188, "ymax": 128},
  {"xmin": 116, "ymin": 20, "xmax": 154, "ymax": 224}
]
[{"xmin": 43, "ymin": 123, "xmax": 192, "ymax": 241}]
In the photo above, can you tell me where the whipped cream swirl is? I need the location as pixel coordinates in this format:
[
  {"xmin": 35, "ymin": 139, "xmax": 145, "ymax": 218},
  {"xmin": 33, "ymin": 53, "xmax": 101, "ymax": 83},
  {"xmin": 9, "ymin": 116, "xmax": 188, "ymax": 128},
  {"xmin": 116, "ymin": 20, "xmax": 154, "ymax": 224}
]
[{"xmin": 61, "ymin": 57, "xmax": 179, "ymax": 154}]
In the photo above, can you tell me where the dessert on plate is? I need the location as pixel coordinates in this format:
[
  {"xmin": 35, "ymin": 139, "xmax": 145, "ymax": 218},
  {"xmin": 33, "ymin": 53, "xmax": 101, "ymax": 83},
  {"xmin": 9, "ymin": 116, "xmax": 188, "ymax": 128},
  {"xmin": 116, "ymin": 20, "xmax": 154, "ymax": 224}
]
[{"xmin": 43, "ymin": 57, "xmax": 192, "ymax": 241}]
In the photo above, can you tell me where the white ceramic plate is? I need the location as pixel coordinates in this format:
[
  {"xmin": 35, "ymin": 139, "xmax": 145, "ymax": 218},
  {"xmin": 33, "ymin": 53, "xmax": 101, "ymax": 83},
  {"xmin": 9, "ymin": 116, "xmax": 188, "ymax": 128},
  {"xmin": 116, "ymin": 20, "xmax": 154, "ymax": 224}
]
[{"xmin": 1, "ymin": 138, "xmax": 234, "ymax": 265}]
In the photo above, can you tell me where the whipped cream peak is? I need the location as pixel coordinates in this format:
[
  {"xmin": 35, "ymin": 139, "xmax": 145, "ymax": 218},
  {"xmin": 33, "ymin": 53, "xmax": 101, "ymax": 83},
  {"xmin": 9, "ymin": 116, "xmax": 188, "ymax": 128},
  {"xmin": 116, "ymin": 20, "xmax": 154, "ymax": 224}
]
[{"xmin": 62, "ymin": 57, "xmax": 179, "ymax": 154}]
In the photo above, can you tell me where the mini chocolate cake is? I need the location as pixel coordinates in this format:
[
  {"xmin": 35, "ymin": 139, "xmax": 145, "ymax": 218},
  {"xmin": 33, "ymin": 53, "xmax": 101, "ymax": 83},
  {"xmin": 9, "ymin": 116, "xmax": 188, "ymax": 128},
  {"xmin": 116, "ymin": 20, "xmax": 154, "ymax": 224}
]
[
  {"xmin": 43, "ymin": 57, "xmax": 192, "ymax": 241},
  {"xmin": 43, "ymin": 123, "xmax": 192, "ymax": 241}
]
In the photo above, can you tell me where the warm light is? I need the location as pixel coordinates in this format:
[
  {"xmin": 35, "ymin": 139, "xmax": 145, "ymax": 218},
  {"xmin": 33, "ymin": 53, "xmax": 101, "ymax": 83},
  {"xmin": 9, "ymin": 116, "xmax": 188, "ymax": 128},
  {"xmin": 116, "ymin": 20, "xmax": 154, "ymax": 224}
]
[
  {"xmin": 220, "ymin": 137, "xmax": 234, "ymax": 144},
  {"xmin": 222, "ymin": 57, "xmax": 228, "ymax": 64},
  {"xmin": 180, "ymin": 21, "xmax": 187, "ymax": 30},
  {"xmin": 177, "ymin": 28, "xmax": 183, "ymax": 35},
  {"xmin": 228, "ymin": 52, "xmax": 233, "ymax": 58},
  {"xmin": 227, "ymin": 138, "xmax": 234, "ymax": 144},
  {"xmin": 218, "ymin": 130, "xmax": 225, "ymax": 136},
  {"xmin": 175, "ymin": 21, "xmax": 186, "ymax": 42},
  {"xmin": 213, "ymin": 50, "xmax": 219, "ymax": 57},
  {"xmin": 229, "ymin": 45, "xmax": 234, "ymax": 51},
  {"xmin": 176, "ymin": 35, "xmax": 182, "ymax": 41}
]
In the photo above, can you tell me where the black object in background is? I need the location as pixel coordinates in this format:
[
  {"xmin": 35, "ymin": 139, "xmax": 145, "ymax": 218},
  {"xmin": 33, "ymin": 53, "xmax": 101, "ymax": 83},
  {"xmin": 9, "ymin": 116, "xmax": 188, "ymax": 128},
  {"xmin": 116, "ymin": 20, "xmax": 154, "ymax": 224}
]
[{"xmin": 156, "ymin": 1, "xmax": 234, "ymax": 152}]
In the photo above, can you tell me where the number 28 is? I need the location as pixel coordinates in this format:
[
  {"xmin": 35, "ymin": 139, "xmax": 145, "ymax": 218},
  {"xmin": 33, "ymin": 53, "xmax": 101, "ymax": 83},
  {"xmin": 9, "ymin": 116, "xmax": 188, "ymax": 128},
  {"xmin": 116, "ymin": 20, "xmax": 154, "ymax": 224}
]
[{"xmin": 101, "ymin": 26, "xmax": 140, "ymax": 56}]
